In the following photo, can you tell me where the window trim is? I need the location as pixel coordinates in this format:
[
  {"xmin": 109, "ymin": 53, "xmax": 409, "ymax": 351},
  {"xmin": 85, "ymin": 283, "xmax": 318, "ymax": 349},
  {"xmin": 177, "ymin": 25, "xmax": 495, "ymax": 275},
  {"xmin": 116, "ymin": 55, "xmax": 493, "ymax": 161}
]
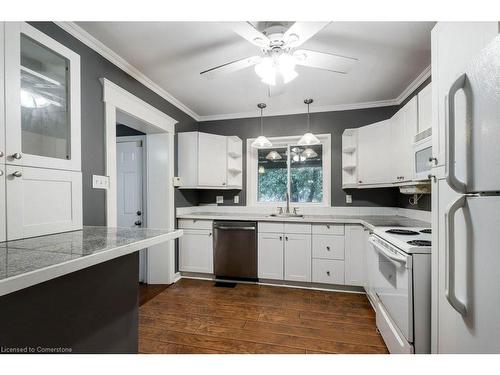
[{"xmin": 246, "ymin": 134, "xmax": 331, "ymax": 207}]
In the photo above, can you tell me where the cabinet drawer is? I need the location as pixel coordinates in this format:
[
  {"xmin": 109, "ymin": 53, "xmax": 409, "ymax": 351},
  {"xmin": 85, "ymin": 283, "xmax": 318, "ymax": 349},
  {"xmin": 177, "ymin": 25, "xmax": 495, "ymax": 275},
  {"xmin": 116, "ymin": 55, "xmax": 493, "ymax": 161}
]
[
  {"xmin": 258, "ymin": 222, "xmax": 285, "ymax": 233},
  {"xmin": 312, "ymin": 235, "xmax": 345, "ymax": 260},
  {"xmin": 312, "ymin": 259, "xmax": 345, "ymax": 285},
  {"xmin": 312, "ymin": 223, "xmax": 344, "ymax": 235},
  {"xmin": 284, "ymin": 223, "xmax": 311, "ymax": 234},
  {"xmin": 178, "ymin": 219, "xmax": 213, "ymax": 230}
]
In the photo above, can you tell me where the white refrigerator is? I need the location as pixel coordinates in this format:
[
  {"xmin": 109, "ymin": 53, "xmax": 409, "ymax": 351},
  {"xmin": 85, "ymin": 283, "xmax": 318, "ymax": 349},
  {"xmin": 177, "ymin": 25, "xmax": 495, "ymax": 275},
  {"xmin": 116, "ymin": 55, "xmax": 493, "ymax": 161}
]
[{"xmin": 435, "ymin": 34, "xmax": 500, "ymax": 353}]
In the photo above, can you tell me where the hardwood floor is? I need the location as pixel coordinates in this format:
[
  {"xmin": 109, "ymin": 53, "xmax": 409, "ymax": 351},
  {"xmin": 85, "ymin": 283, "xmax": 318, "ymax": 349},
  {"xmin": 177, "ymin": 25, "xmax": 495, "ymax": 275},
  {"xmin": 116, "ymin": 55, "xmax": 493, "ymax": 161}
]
[
  {"xmin": 139, "ymin": 283, "xmax": 171, "ymax": 306},
  {"xmin": 139, "ymin": 278, "xmax": 388, "ymax": 354}
]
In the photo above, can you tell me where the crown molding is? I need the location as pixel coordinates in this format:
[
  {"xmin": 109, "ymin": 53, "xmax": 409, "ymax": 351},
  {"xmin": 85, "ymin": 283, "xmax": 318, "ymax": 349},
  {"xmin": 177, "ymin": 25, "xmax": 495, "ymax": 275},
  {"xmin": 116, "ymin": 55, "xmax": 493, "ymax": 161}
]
[
  {"xmin": 198, "ymin": 99, "xmax": 399, "ymax": 122},
  {"xmin": 395, "ymin": 65, "xmax": 431, "ymax": 104},
  {"xmin": 54, "ymin": 22, "xmax": 201, "ymax": 121},
  {"xmin": 53, "ymin": 22, "xmax": 430, "ymax": 123}
]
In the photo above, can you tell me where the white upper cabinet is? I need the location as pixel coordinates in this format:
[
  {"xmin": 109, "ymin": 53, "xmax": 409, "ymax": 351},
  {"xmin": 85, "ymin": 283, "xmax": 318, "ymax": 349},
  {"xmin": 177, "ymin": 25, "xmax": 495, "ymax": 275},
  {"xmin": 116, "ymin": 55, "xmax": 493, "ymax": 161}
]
[
  {"xmin": 198, "ymin": 132, "xmax": 227, "ymax": 187},
  {"xmin": 4, "ymin": 22, "xmax": 81, "ymax": 172},
  {"xmin": 178, "ymin": 131, "xmax": 242, "ymax": 189},
  {"xmin": 357, "ymin": 119, "xmax": 392, "ymax": 185},
  {"xmin": 391, "ymin": 96, "xmax": 418, "ymax": 183},
  {"xmin": 417, "ymin": 83, "xmax": 432, "ymax": 133},
  {"xmin": 431, "ymin": 22, "xmax": 499, "ymax": 168}
]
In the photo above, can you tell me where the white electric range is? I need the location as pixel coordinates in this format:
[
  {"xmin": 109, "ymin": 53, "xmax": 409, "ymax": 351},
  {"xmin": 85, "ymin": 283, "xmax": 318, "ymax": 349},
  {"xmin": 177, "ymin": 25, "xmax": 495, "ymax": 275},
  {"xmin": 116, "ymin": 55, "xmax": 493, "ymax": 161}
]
[{"xmin": 366, "ymin": 226, "xmax": 431, "ymax": 354}]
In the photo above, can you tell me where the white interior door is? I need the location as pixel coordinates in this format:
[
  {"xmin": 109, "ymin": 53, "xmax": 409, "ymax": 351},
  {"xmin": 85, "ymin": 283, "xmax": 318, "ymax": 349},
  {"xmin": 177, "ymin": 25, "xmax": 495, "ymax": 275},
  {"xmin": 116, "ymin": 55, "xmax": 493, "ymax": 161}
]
[
  {"xmin": 117, "ymin": 138, "xmax": 146, "ymax": 282},
  {"xmin": 117, "ymin": 139, "xmax": 143, "ymax": 227}
]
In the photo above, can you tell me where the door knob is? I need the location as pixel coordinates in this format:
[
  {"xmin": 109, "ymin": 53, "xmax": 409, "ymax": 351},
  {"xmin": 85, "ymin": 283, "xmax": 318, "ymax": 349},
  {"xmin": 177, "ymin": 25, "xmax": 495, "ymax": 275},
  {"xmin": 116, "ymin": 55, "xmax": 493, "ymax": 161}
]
[
  {"xmin": 134, "ymin": 220, "xmax": 142, "ymax": 226},
  {"xmin": 11, "ymin": 152, "xmax": 22, "ymax": 160},
  {"xmin": 11, "ymin": 171, "xmax": 22, "ymax": 178}
]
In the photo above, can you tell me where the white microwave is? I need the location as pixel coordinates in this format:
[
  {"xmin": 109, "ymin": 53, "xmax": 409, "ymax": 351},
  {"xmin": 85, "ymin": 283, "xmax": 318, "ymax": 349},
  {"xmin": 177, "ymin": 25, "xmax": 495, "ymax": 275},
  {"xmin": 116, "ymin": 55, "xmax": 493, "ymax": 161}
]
[{"xmin": 413, "ymin": 129, "xmax": 433, "ymax": 181}]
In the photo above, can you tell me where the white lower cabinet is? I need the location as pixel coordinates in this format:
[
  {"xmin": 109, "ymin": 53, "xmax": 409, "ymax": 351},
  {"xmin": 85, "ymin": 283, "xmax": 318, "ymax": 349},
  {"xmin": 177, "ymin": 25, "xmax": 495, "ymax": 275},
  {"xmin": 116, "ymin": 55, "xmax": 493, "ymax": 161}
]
[
  {"xmin": 179, "ymin": 228, "xmax": 214, "ymax": 273},
  {"xmin": 344, "ymin": 225, "xmax": 368, "ymax": 287},
  {"xmin": 258, "ymin": 232, "xmax": 284, "ymax": 280},
  {"xmin": 0, "ymin": 165, "xmax": 5, "ymax": 242},
  {"xmin": 6, "ymin": 166, "xmax": 82, "ymax": 240},
  {"xmin": 312, "ymin": 259, "xmax": 345, "ymax": 284},
  {"xmin": 312, "ymin": 234, "xmax": 345, "ymax": 260},
  {"xmin": 284, "ymin": 233, "xmax": 312, "ymax": 282}
]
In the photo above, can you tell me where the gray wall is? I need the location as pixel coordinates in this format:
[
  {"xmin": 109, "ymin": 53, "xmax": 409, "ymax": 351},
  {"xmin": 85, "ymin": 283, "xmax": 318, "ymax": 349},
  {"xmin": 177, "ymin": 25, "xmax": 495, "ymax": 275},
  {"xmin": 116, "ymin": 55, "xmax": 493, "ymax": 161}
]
[
  {"xmin": 195, "ymin": 77, "xmax": 433, "ymax": 212},
  {"xmin": 198, "ymin": 106, "xmax": 402, "ymax": 207},
  {"xmin": 30, "ymin": 22, "xmax": 198, "ymax": 225}
]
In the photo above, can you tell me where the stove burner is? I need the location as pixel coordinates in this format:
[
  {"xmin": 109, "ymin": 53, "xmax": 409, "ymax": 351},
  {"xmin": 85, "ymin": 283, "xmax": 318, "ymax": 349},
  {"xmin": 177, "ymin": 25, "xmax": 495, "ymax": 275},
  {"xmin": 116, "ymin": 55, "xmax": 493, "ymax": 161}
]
[
  {"xmin": 407, "ymin": 240, "xmax": 432, "ymax": 247},
  {"xmin": 420, "ymin": 229, "xmax": 432, "ymax": 234},
  {"xmin": 385, "ymin": 229, "xmax": 419, "ymax": 235}
]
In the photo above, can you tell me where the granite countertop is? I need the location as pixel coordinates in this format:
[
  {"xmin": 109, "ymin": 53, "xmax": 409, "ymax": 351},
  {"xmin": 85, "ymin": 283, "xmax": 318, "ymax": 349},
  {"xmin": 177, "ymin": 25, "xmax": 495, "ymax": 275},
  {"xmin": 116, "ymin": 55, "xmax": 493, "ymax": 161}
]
[
  {"xmin": 0, "ymin": 226, "xmax": 183, "ymax": 297},
  {"xmin": 176, "ymin": 212, "xmax": 430, "ymax": 230}
]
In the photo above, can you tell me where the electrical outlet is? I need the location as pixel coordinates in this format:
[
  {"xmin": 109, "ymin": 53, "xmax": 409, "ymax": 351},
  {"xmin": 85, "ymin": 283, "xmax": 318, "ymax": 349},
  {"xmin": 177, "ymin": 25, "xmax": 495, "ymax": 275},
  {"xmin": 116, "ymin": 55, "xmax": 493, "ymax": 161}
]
[
  {"xmin": 216, "ymin": 196, "xmax": 224, "ymax": 204},
  {"xmin": 92, "ymin": 175, "xmax": 109, "ymax": 190},
  {"xmin": 346, "ymin": 194, "xmax": 352, "ymax": 204},
  {"xmin": 234, "ymin": 195, "xmax": 239, "ymax": 204}
]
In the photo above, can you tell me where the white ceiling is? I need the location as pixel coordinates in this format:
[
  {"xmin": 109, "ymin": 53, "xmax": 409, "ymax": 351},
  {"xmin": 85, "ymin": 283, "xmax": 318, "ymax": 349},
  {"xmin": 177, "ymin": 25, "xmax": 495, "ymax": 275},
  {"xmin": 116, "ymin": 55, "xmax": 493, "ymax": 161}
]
[{"xmin": 75, "ymin": 21, "xmax": 434, "ymax": 120}]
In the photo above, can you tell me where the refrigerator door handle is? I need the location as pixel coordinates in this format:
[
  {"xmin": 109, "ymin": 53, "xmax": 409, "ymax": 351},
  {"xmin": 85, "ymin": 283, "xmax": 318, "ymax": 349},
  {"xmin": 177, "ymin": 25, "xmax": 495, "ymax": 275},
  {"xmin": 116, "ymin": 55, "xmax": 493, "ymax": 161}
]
[
  {"xmin": 444, "ymin": 194, "xmax": 467, "ymax": 316},
  {"xmin": 445, "ymin": 73, "xmax": 468, "ymax": 194}
]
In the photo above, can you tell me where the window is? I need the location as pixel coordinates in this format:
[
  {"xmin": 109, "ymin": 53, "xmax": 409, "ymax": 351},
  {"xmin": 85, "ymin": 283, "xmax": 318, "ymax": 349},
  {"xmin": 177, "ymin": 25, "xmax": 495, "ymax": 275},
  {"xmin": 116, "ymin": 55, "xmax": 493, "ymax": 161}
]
[{"xmin": 248, "ymin": 135, "xmax": 331, "ymax": 206}]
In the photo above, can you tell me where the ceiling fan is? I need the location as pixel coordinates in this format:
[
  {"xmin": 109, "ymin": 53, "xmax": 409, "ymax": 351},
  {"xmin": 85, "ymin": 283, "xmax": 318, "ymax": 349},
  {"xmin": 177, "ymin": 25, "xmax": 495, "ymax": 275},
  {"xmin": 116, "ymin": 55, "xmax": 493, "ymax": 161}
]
[{"xmin": 200, "ymin": 22, "xmax": 359, "ymax": 96}]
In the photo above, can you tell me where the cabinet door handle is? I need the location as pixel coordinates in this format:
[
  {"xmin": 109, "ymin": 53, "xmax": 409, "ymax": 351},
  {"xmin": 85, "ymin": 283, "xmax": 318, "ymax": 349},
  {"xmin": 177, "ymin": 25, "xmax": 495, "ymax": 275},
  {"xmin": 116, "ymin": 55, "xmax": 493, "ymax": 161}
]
[
  {"xmin": 11, "ymin": 152, "xmax": 22, "ymax": 160},
  {"xmin": 11, "ymin": 171, "xmax": 22, "ymax": 178},
  {"xmin": 208, "ymin": 232, "xmax": 212, "ymax": 237},
  {"xmin": 326, "ymin": 271, "xmax": 331, "ymax": 276},
  {"xmin": 326, "ymin": 246, "xmax": 331, "ymax": 251},
  {"xmin": 0, "ymin": 170, "xmax": 3, "ymax": 176},
  {"xmin": 0, "ymin": 151, "xmax": 4, "ymax": 157},
  {"xmin": 279, "ymin": 236, "xmax": 282, "ymax": 241},
  {"xmin": 326, "ymin": 224, "xmax": 330, "ymax": 229},
  {"xmin": 285, "ymin": 236, "xmax": 288, "ymax": 241}
]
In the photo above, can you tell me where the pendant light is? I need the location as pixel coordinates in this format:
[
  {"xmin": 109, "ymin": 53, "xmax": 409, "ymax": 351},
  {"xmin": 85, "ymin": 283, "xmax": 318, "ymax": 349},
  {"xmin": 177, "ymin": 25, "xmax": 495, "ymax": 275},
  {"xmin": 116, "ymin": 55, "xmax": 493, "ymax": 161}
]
[
  {"xmin": 265, "ymin": 150, "xmax": 282, "ymax": 160},
  {"xmin": 251, "ymin": 103, "xmax": 272, "ymax": 148},
  {"xmin": 298, "ymin": 98, "xmax": 320, "ymax": 146}
]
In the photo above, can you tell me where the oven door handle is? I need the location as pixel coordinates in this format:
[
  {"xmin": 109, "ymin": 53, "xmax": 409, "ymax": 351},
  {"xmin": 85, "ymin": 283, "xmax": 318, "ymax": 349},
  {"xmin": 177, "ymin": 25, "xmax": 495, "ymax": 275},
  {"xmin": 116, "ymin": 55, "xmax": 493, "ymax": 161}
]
[{"xmin": 369, "ymin": 238, "xmax": 407, "ymax": 265}]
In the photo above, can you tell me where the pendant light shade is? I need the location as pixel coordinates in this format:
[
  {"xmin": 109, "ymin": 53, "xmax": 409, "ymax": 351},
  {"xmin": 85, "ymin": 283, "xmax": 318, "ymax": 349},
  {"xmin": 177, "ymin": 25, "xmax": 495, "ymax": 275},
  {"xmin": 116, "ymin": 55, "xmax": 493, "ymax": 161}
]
[
  {"xmin": 302, "ymin": 147, "xmax": 318, "ymax": 158},
  {"xmin": 298, "ymin": 99, "xmax": 320, "ymax": 146},
  {"xmin": 265, "ymin": 150, "xmax": 282, "ymax": 160},
  {"xmin": 251, "ymin": 103, "xmax": 272, "ymax": 148}
]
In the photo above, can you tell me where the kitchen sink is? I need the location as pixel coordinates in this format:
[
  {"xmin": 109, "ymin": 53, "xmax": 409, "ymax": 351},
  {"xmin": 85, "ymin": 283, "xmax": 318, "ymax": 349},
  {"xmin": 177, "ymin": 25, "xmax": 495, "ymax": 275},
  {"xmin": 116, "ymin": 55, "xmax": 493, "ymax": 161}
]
[{"xmin": 268, "ymin": 213, "xmax": 304, "ymax": 218}]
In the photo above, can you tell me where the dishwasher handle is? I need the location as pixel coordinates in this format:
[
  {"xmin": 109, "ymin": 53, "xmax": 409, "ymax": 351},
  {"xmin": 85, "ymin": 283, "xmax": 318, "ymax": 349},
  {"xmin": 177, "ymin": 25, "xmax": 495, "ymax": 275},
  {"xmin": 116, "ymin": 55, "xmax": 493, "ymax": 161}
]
[{"xmin": 214, "ymin": 225, "xmax": 256, "ymax": 231}]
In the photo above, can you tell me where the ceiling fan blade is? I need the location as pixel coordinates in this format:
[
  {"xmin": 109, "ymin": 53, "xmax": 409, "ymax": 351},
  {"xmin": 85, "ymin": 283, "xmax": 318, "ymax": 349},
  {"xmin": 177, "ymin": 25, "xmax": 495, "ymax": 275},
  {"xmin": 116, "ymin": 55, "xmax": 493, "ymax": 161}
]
[
  {"xmin": 268, "ymin": 82, "xmax": 286, "ymax": 98},
  {"xmin": 200, "ymin": 56, "xmax": 261, "ymax": 80},
  {"xmin": 231, "ymin": 22, "xmax": 270, "ymax": 48},
  {"xmin": 293, "ymin": 49, "xmax": 358, "ymax": 74},
  {"xmin": 284, "ymin": 22, "xmax": 330, "ymax": 48}
]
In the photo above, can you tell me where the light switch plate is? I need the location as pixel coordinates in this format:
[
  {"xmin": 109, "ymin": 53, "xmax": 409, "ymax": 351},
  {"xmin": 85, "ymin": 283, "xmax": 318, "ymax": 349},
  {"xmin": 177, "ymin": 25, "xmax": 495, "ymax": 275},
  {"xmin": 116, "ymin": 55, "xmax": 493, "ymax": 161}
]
[
  {"xmin": 233, "ymin": 195, "xmax": 239, "ymax": 204},
  {"xmin": 216, "ymin": 196, "xmax": 224, "ymax": 204},
  {"xmin": 346, "ymin": 194, "xmax": 352, "ymax": 204},
  {"xmin": 92, "ymin": 175, "xmax": 110, "ymax": 190}
]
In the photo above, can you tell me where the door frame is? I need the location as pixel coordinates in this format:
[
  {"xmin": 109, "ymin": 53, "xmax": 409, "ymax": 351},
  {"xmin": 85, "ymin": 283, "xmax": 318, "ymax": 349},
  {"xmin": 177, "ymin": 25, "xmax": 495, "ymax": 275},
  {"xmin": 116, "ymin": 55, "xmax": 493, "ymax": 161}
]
[{"xmin": 101, "ymin": 78, "xmax": 177, "ymax": 284}]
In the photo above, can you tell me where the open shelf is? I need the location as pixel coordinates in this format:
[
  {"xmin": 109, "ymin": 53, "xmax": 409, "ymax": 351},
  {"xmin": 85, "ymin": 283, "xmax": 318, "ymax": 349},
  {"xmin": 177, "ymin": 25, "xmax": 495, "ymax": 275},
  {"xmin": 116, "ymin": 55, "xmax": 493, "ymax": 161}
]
[
  {"xmin": 228, "ymin": 151, "xmax": 242, "ymax": 158},
  {"xmin": 342, "ymin": 165, "xmax": 356, "ymax": 171}
]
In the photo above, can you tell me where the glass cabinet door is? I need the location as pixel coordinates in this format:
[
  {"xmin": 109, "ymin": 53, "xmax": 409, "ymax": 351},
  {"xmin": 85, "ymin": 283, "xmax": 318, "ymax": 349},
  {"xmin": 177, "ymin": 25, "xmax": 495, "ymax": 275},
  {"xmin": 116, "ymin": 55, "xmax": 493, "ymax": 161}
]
[
  {"xmin": 20, "ymin": 34, "xmax": 71, "ymax": 160},
  {"xmin": 5, "ymin": 22, "xmax": 81, "ymax": 171}
]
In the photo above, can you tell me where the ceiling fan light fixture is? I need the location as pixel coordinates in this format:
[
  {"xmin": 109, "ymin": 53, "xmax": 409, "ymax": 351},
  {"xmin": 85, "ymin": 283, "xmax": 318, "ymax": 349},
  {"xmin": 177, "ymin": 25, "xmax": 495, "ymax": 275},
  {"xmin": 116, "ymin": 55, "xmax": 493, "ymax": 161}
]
[{"xmin": 255, "ymin": 57, "xmax": 276, "ymax": 86}]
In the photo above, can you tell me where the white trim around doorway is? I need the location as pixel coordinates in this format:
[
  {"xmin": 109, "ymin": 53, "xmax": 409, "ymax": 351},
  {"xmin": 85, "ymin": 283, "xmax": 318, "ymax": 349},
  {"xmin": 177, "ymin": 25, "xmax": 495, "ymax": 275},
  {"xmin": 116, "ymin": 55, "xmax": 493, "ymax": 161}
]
[{"xmin": 101, "ymin": 78, "xmax": 178, "ymax": 284}]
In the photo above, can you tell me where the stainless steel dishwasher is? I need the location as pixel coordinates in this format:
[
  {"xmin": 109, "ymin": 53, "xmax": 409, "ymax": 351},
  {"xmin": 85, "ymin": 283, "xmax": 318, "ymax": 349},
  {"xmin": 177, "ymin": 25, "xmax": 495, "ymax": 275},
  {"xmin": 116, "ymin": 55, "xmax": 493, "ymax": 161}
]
[{"xmin": 213, "ymin": 221, "xmax": 257, "ymax": 280}]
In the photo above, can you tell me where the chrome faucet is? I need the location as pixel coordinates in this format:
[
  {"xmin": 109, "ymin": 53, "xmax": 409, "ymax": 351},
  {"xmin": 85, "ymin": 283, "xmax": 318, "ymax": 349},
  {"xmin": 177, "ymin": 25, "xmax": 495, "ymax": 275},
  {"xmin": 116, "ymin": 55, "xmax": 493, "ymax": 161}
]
[{"xmin": 285, "ymin": 192, "xmax": 290, "ymax": 214}]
